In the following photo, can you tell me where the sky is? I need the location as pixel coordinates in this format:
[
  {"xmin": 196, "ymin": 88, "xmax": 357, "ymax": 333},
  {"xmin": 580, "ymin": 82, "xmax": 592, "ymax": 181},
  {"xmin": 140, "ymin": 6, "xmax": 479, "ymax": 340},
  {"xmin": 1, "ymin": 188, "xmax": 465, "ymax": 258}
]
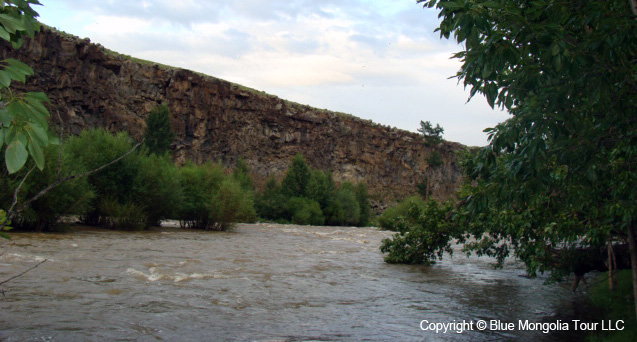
[{"xmin": 36, "ymin": 0, "xmax": 508, "ymax": 146}]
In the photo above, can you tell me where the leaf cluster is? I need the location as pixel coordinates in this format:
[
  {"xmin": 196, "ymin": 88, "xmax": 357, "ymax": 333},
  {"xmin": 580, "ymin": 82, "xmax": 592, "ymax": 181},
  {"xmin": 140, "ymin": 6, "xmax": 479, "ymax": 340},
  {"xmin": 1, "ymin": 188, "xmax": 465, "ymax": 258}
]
[
  {"xmin": 0, "ymin": 0, "xmax": 52, "ymax": 174},
  {"xmin": 413, "ymin": 0, "xmax": 636, "ymax": 280}
]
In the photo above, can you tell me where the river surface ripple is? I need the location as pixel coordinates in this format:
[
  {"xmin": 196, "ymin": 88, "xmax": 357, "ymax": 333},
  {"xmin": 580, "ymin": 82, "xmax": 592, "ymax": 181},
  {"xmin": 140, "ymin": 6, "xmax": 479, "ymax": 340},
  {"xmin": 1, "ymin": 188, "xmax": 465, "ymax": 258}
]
[{"xmin": 0, "ymin": 224, "xmax": 586, "ymax": 341}]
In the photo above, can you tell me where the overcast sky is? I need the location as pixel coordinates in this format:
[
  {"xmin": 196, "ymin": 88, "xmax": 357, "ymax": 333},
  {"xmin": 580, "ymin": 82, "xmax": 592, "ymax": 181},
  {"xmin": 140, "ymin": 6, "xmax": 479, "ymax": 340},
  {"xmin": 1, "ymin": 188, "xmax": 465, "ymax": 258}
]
[{"xmin": 37, "ymin": 0, "xmax": 508, "ymax": 146}]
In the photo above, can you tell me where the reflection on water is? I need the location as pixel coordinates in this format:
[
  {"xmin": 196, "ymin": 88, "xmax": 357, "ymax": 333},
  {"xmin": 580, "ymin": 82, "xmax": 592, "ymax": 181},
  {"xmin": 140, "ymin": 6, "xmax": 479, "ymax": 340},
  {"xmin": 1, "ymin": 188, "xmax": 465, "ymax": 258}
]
[{"xmin": 0, "ymin": 224, "xmax": 586, "ymax": 341}]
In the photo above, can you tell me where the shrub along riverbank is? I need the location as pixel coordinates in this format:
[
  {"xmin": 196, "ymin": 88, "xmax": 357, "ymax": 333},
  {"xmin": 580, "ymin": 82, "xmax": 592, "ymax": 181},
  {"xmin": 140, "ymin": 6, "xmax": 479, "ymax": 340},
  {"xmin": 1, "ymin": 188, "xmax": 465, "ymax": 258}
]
[{"xmin": 1, "ymin": 128, "xmax": 370, "ymax": 232}]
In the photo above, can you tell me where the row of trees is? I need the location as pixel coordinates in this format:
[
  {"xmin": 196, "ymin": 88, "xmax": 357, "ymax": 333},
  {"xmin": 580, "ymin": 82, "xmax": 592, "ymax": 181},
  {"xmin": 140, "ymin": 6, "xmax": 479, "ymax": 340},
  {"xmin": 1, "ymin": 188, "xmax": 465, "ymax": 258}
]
[
  {"xmin": 256, "ymin": 154, "xmax": 371, "ymax": 227},
  {"xmin": 0, "ymin": 127, "xmax": 256, "ymax": 231},
  {"xmin": 1, "ymin": 127, "xmax": 372, "ymax": 231}
]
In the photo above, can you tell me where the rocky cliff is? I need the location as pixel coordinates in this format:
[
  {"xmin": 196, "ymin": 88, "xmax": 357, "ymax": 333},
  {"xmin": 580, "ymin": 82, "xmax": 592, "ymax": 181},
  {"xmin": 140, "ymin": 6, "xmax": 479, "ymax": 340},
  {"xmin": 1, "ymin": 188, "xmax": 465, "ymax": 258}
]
[{"xmin": 1, "ymin": 27, "xmax": 466, "ymax": 204}]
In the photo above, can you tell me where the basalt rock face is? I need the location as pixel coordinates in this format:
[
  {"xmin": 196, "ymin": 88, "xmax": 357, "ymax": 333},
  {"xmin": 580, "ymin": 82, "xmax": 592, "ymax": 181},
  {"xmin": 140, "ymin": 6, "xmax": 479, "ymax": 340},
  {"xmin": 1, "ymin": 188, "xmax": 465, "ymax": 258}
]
[{"xmin": 2, "ymin": 27, "xmax": 466, "ymax": 203}]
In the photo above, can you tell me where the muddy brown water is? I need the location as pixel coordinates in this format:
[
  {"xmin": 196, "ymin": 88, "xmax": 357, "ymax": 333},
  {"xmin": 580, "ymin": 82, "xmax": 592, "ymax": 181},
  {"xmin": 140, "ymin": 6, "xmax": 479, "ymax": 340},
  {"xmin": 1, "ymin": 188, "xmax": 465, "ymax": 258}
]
[{"xmin": 0, "ymin": 224, "xmax": 587, "ymax": 341}]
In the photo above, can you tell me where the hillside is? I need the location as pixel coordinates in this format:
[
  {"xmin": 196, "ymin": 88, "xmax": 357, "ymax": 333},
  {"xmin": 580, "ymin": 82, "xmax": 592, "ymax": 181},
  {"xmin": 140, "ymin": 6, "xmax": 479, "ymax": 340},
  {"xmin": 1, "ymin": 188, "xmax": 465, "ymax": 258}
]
[{"xmin": 1, "ymin": 26, "xmax": 466, "ymax": 204}]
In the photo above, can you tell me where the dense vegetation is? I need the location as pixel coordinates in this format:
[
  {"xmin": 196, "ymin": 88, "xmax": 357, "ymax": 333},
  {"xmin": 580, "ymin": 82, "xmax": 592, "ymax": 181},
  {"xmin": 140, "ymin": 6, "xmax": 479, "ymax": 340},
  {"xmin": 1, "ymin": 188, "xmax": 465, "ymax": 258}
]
[
  {"xmin": 255, "ymin": 154, "xmax": 371, "ymax": 227},
  {"xmin": 0, "ymin": 126, "xmax": 258, "ymax": 231},
  {"xmin": 378, "ymin": 0, "xmax": 637, "ymax": 324},
  {"xmin": 586, "ymin": 270, "xmax": 636, "ymax": 341}
]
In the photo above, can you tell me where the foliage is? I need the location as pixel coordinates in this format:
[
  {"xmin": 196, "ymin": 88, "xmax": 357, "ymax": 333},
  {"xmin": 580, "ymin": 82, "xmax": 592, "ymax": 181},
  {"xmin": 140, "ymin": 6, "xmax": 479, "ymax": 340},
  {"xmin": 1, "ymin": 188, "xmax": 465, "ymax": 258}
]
[
  {"xmin": 65, "ymin": 128, "xmax": 183, "ymax": 230},
  {"xmin": 255, "ymin": 177, "xmax": 288, "ymax": 222},
  {"xmin": 209, "ymin": 178, "xmax": 256, "ymax": 231},
  {"xmin": 177, "ymin": 162, "xmax": 225, "ymax": 229},
  {"xmin": 0, "ymin": 0, "xmax": 54, "ymax": 174},
  {"xmin": 377, "ymin": 196, "xmax": 427, "ymax": 232},
  {"xmin": 64, "ymin": 129, "xmax": 139, "ymax": 225},
  {"xmin": 1, "ymin": 144, "xmax": 94, "ymax": 231},
  {"xmin": 0, "ymin": 209, "xmax": 10, "ymax": 238},
  {"xmin": 177, "ymin": 162, "xmax": 255, "ymax": 230},
  {"xmin": 143, "ymin": 104, "xmax": 174, "ymax": 155},
  {"xmin": 410, "ymin": 0, "xmax": 637, "ymax": 313},
  {"xmin": 417, "ymin": 120, "xmax": 444, "ymax": 146},
  {"xmin": 380, "ymin": 200, "xmax": 455, "ymax": 264},
  {"xmin": 353, "ymin": 182, "xmax": 371, "ymax": 227},
  {"xmin": 287, "ymin": 197, "xmax": 325, "ymax": 226},
  {"xmin": 586, "ymin": 270, "xmax": 636, "ymax": 342},
  {"xmin": 98, "ymin": 197, "xmax": 147, "ymax": 231},
  {"xmin": 332, "ymin": 185, "xmax": 360, "ymax": 226},
  {"xmin": 426, "ymin": 150, "xmax": 442, "ymax": 168},
  {"xmin": 131, "ymin": 152, "xmax": 181, "ymax": 226},
  {"xmin": 232, "ymin": 158, "xmax": 254, "ymax": 192},
  {"xmin": 255, "ymin": 155, "xmax": 371, "ymax": 227},
  {"xmin": 280, "ymin": 154, "xmax": 311, "ymax": 198}
]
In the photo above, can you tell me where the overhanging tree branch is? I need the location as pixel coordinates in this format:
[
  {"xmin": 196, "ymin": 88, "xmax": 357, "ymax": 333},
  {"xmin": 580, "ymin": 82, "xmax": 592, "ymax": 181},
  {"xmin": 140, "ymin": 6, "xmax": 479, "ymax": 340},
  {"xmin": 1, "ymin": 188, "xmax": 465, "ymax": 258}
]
[{"xmin": 3, "ymin": 139, "xmax": 144, "ymax": 226}]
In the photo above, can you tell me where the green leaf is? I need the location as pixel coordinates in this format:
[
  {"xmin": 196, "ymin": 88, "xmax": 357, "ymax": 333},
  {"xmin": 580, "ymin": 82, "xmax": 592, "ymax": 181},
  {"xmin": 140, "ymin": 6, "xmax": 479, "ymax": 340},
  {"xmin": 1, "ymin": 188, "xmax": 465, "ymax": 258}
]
[
  {"xmin": 24, "ymin": 91, "xmax": 49, "ymax": 103},
  {"xmin": 3, "ymin": 63, "xmax": 27, "ymax": 83},
  {"xmin": 6, "ymin": 58, "xmax": 34, "ymax": 76},
  {"xmin": 27, "ymin": 134, "xmax": 44, "ymax": 170},
  {"xmin": 0, "ymin": 70, "xmax": 11, "ymax": 87},
  {"xmin": 25, "ymin": 122, "xmax": 47, "ymax": 146},
  {"xmin": 0, "ymin": 26, "xmax": 9, "ymax": 42},
  {"xmin": 5, "ymin": 138, "xmax": 28, "ymax": 174},
  {"xmin": 0, "ymin": 13, "xmax": 26, "ymax": 33}
]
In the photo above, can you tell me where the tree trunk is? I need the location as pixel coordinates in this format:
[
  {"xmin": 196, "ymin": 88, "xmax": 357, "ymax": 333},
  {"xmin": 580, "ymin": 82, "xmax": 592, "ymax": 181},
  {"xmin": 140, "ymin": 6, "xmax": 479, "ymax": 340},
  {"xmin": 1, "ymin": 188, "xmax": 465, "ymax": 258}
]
[{"xmin": 626, "ymin": 224, "xmax": 637, "ymax": 320}]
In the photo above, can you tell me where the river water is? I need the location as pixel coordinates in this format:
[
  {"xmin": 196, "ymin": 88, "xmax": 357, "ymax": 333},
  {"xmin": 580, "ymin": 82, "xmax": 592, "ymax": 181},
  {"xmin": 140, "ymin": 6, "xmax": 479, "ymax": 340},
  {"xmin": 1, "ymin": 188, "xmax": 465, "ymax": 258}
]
[{"xmin": 0, "ymin": 224, "xmax": 587, "ymax": 341}]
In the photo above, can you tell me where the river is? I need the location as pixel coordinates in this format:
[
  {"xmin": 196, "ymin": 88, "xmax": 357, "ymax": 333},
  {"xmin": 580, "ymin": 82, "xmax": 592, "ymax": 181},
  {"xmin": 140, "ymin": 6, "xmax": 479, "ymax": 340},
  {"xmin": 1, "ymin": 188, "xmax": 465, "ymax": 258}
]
[{"xmin": 0, "ymin": 224, "xmax": 587, "ymax": 341}]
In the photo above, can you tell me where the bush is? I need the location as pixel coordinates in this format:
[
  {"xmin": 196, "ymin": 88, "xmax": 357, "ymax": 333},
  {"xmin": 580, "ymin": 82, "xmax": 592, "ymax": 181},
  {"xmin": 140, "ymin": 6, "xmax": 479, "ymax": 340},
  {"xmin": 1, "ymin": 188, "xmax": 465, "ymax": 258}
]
[
  {"xmin": 99, "ymin": 198, "xmax": 147, "ymax": 231},
  {"xmin": 209, "ymin": 179, "xmax": 256, "ymax": 231},
  {"xmin": 377, "ymin": 196, "xmax": 426, "ymax": 231},
  {"xmin": 287, "ymin": 197, "xmax": 325, "ymax": 226},
  {"xmin": 65, "ymin": 129, "xmax": 139, "ymax": 225},
  {"xmin": 0, "ymin": 143, "xmax": 95, "ymax": 231},
  {"xmin": 332, "ymin": 187, "xmax": 360, "ymax": 226},
  {"xmin": 177, "ymin": 162, "xmax": 256, "ymax": 230},
  {"xmin": 131, "ymin": 153, "xmax": 181, "ymax": 226},
  {"xmin": 177, "ymin": 162, "xmax": 225, "ymax": 229},
  {"xmin": 255, "ymin": 177, "xmax": 288, "ymax": 222}
]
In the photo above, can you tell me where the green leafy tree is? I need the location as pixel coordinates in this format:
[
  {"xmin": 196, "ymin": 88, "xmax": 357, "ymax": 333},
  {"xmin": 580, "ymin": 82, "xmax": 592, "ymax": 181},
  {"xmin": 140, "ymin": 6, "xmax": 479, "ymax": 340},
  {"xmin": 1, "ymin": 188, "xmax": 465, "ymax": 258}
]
[
  {"xmin": 232, "ymin": 158, "xmax": 254, "ymax": 192},
  {"xmin": 64, "ymin": 129, "xmax": 140, "ymax": 225},
  {"xmin": 419, "ymin": 0, "xmax": 637, "ymax": 316},
  {"xmin": 286, "ymin": 197, "xmax": 325, "ymax": 226},
  {"xmin": 143, "ymin": 104, "xmax": 174, "ymax": 155},
  {"xmin": 417, "ymin": 120, "xmax": 444, "ymax": 146},
  {"xmin": 380, "ymin": 200, "xmax": 455, "ymax": 264},
  {"xmin": 255, "ymin": 177, "xmax": 288, "ymax": 222},
  {"xmin": 0, "ymin": 0, "xmax": 53, "ymax": 174},
  {"xmin": 280, "ymin": 154, "xmax": 311, "ymax": 198}
]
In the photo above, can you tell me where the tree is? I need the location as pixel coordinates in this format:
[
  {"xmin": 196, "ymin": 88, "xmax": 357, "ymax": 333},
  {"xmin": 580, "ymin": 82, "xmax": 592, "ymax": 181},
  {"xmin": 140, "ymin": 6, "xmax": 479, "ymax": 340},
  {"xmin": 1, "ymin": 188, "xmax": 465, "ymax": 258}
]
[
  {"xmin": 417, "ymin": 120, "xmax": 444, "ymax": 146},
  {"xmin": 280, "ymin": 154, "xmax": 311, "ymax": 198},
  {"xmin": 419, "ymin": 0, "xmax": 637, "ymax": 316},
  {"xmin": 143, "ymin": 104, "xmax": 174, "ymax": 155}
]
